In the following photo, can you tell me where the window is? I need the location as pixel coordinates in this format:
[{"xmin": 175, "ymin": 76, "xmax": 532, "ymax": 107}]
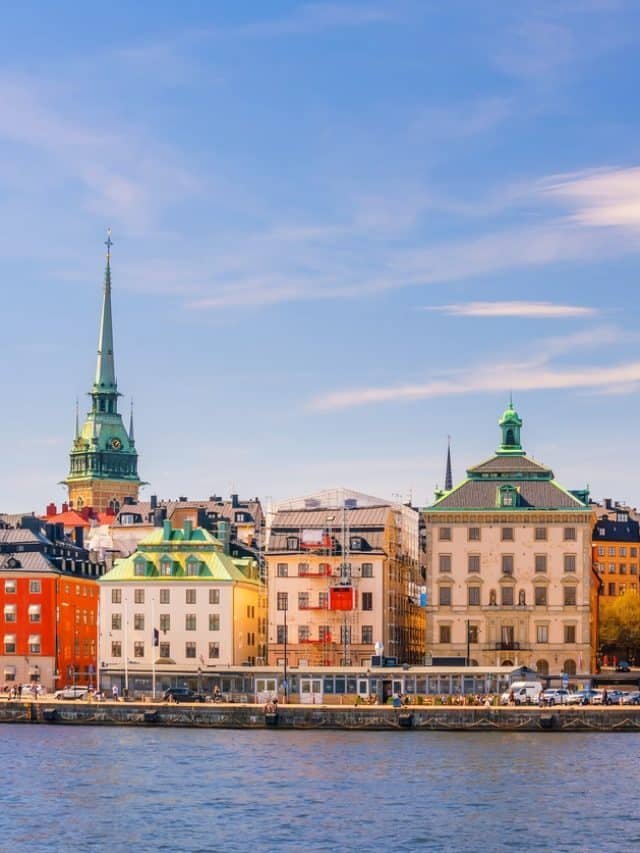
[
  {"xmin": 564, "ymin": 625, "xmax": 576, "ymax": 643},
  {"xmin": 134, "ymin": 614, "xmax": 145, "ymax": 631},
  {"xmin": 362, "ymin": 592, "xmax": 373, "ymax": 611},
  {"xmin": 534, "ymin": 527, "xmax": 547, "ymax": 541},
  {"xmin": 4, "ymin": 605, "xmax": 16, "ymax": 623},
  {"xmin": 319, "ymin": 625, "xmax": 330, "ymax": 642},
  {"xmin": 564, "ymin": 527, "xmax": 576, "ymax": 541},
  {"xmin": 501, "ymin": 555, "xmax": 514, "ymax": 575},
  {"xmin": 111, "ymin": 641, "xmax": 122, "ymax": 657},
  {"xmin": 185, "ymin": 642, "xmax": 196, "ymax": 658},
  {"xmin": 276, "ymin": 625, "xmax": 288, "ymax": 644},
  {"xmin": 632, "ymin": 565, "xmax": 638, "ymax": 576},
  {"xmin": 29, "ymin": 580, "xmax": 41, "ymax": 594},
  {"xmin": 564, "ymin": 587, "xmax": 577, "ymax": 606},
  {"xmin": 208, "ymin": 642, "xmax": 220, "ymax": 659},
  {"xmin": 111, "ymin": 589, "xmax": 121, "ymax": 604},
  {"xmin": 361, "ymin": 563, "xmax": 373, "ymax": 578},
  {"xmin": 631, "ymin": 548, "xmax": 638, "ymax": 558},
  {"xmin": 159, "ymin": 642, "xmax": 170, "ymax": 658},
  {"xmin": 439, "ymin": 625, "xmax": 451, "ymax": 643},
  {"xmin": 564, "ymin": 554, "xmax": 577, "ymax": 573},
  {"xmin": 597, "ymin": 546, "xmax": 605, "ymax": 557},
  {"xmin": 501, "ymin": 528, "xmax": 514, "ymax": 541},
  {"xmin": 536, "ymin": 625, "xmax": 549, "ymax": 643},
  {"xmin": 134, "ymin": 641, "xmax": 144, "ymax": 658},
  {"xmin": 160, "ymin": 614, "xmax": 170, "ymax": 631},
  {"xmin": 277, "ymin": 563, "xmax": 288, "ymax": 577},
  {"xmin": 468, "ymin": 527, "xmax": 481, "ymax": 541},
  {"xmin": 160, "ymin": 589, "xmax": 170, "ymax": 604},
  {"xmin": 277, "ymin": 592, "xmax": 288, "ymax": 611},
  {"xmin": 287, "ymin": 537, "xmax": 299, "ymax": 551},
  {"xmin": 4, "ymin": 634, "xmax": 16, "ymax": 653},
  {"xmin": 362, "ymin": 625, "xmax": 373, "ymax": 644},
  {"xmin": 350, "ymin": 536, "xmax": 362, "ymax": 550},
  {"xmin": 608, "ymin": 547, "xmax": 616, "ymax": 557},
  {"xmin": 209, "ymin": 589, "xmax": 220, "ymax": 605},
  {"xmin": 4, "ymin": 580, "xmax": 16, "ymax": 594},
  {"xmin": 620, "ymin": 564, "xmax": 627, "ymax": 575},
  {"xmin": 134, "ymin": 589, "xmax": 144, "ymax": 604},
  {"xmin": 439, "ymin": 587, "xmax": 452, "ymax": 606},
  {"xmin": 134, "ymin": 560, "xmax": 146, "ymax": 577},
  {"xmin": 160, "ymin": 559, "xmax": 172, "ymax": 577},
  {"xmin": 111, "ymin": 613, "xmax": 122, "ymax": 630},
  {"xmin": 319, "ymin": 592, "xmax": 328, "ymax": 609},
  {"xmin": 608, "ymin": 582, "xmax": 616, "ymax": 596},
  {"xmin": 28, "ymin": 604, "xmax": 41, "ymax": 623},
  {"xmin": 535, "ymin": 554, "xmax": 547, "ymax": 573},
  {"xmin": 501, "ymin": 587, "xmax": 514, "ymax": 606},
  {"xmin": 298, "ymin": 563, "xmax": 309, "ymax": 576},
  {"xmin": 209, "ymin": 614, "xmax": 220, "ymax": 631},
  {"xmin": 185, "ymin": 614, "xmax": 197, "ymax": 631},
  {"xmin": 468, "ymin": 586, "xmax": 481, "ymax": 606},
  {"xmin": 468, "ymin": 554, "xmax": 480, "ymax": 573},
  {"xmin": 339, "ymin": 625, "xmax": 352, "ymax": 645},
  {"xmin": 298, "ymin": 592, "xmax": 309, "ymax": 610},
  {"xmin": 298, "ymin": 625, "xmax": 310, "ymax": 642},
  {"xmin": 534, "ymin": 587, "xmax": 547, "ymax": 606},
  {"xmin": 186, "ymin": 560, "xmax": 200, "ymax": 577},
  {"xmin": 439, "ymin": 554, "xmax": 452, "ymax": 573},
  {"xmin": 186, "ymin": 589, "xmax": 196, "ymax": 605},
  {"xmin": 609, "ymin": 564, "xmax": 616, "ymax": 573},
  {"xmin": 439, "ymin": 527, "xmax": 452, "ymax": 541}
]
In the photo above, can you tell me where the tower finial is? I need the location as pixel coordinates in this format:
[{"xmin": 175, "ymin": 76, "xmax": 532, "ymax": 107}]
[
  {"xmin": 105, "ymin": 228, "xmax": 113, "ymax": 264},
  {"xmin": 129, "ymin": 398, "xmax": 135, "ymax": 443},
  {"xmin": 444, "ymin": 435, "xmax": 453, "ymax": 491}
]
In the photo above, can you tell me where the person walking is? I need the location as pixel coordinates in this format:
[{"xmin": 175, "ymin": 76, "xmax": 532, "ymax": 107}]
[{"xmin": 112, "ymin": 684, "xmax": 119, "ymax": 702}]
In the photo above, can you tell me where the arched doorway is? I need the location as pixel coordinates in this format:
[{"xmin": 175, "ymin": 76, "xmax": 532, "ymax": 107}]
[
  {"xmin": 536, "ymin": 659, "xmax": 549, "ymax": 676},
  {"xmin": 501, "ymin": 659, "xmax": 513, "ymax": 666},
  {"xmin": 563, "ymin": 659, "xmax": 577, "ymax": 676}
]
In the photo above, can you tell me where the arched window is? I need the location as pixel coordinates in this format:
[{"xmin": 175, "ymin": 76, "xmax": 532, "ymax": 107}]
[
  {"xmin": 536, "ymin": 659, "xmax": 549, "ymax": 676},
  {"xmin": 563, "ymin": 659, "xmax": 577, "ymax": 676},
  {"xmin": 501, "ymin": 659, "xmax": 513, "ymax": 667},
  {"xmin": 506, "ymin": 428, "xmax": 515, "ymax": 445},
  {"xmin": 109, "ymin": 498, "xmax": 120, "ymax": 513}
]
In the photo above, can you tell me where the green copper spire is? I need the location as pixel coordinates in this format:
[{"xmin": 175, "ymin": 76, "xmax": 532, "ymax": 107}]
[
  {"xmin": 94, "ymin": 229, "xmax": 117, "ymax": 393},
  {"xmin": 497, "ymin": 398, "xmax": 524, "ymax": 455}
]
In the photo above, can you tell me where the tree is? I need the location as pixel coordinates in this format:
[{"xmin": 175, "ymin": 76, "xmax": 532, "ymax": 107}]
[{"xmin": 599, "ymin": 590, "xmax": 640, "ymax": 658}]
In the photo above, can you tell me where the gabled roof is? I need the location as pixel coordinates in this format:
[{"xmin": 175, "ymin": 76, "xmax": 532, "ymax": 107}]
[{"xmin": 467, "ymin": 454, "xmax": 551, "ymax": 475}]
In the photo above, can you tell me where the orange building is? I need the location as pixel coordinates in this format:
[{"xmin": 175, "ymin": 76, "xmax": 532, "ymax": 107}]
[
  {"xmin": 592, "ymin": 503, "xmax": 640, "ymax": 599},
  {"xmin": 0, "ymin": 519, "xmax": 104, "ymax": 691}
]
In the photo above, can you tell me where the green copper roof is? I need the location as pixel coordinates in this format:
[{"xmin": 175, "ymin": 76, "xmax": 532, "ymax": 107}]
[
  {"xmin": 497, "ymin": 398, "xmax": 524, "ymax": 456},
  {"xmin": 94, "ymin": 232, "xmax": 117, "ymax": 394},
  {"xmin": 99, "ymin": 523, "xmax": 261, "ymax": 584}
]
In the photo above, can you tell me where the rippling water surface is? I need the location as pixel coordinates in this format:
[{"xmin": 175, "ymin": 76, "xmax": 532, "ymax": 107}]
[{"xmin": 2, "ymin": 726, "xmax": 639, "ymax": 851}]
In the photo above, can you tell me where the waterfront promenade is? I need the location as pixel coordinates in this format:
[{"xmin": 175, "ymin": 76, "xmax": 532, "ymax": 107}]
[{"xmin": 3, "ymin": 699, "xmax": 640, "ymax": 731}]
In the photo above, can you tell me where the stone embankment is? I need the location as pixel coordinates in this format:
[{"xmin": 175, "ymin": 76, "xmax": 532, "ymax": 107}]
[{"xmin": 2, "ymin": 701, "xmax": 640, "ymax": 731}]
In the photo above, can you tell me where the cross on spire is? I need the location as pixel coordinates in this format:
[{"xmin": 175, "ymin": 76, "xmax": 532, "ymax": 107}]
[{"xmin": 105, "ymin": 228, "xmax": 113, "ymax": 262}]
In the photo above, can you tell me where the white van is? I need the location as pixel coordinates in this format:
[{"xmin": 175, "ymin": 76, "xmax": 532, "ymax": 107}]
[{"xmin": 500, "ymin": 681, "xmax": 544, "ymax": 705}]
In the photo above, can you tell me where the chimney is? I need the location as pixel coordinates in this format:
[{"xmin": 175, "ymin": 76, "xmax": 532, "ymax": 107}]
[
  {"xmin": 162, "ymin": 519, "xmax": 172, "ymax": 540},
  {"xmin": 153, "ymin": 508, "xmax": 166, "ymax": 527},
  {"xmin": 605, "ymin": 498, "xmax": 613, "ymax": 510},
  {"xmin": 74, "ymin": 526, "xmax": 84, "ymax": 549},
  {"xmin": 183, "ymin": 519, "xmax": 193, "ymax": 539},
  {"xmin": 61, "ymin": 502, "xmax": 69, "ymax": 514},
  {"xmin": 179, "ymin": 496, "xmax": 188, "ymax": 503},
  {"xmin": 231, "ymin": 494, "xmax": 239, "ymax": 508},
  {"xmin": 150, "ymin": 494, "xmax": 158, "ymax": 510},
  {"xmin": 217, "ymin": 519, "xmax": 230, "ymax": 554},
  {"xmin": 46, "ymin": 502, "xmax": 56, "ymax": 517}
]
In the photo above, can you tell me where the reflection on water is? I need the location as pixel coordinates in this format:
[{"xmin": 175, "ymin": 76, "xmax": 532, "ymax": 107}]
[{"xmin": 1, "ymin": 727, "xmax": 639, "ymax": 852}]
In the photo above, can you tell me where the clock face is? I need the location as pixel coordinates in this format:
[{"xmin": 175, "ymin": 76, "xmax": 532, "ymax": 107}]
[{"xmin": 111, "ymin": 438, "xmax": 122, "ymax": 450}]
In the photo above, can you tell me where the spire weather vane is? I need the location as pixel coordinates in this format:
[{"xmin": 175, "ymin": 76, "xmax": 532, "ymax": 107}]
[{"xmin": 105, "ymin": 229, "xmax": 113, "ymax": 261}]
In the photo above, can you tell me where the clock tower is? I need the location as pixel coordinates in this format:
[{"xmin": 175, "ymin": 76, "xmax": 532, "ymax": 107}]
[{"xmin": 64, "ymin": 232, "xmax": 142, "ymax": 512}]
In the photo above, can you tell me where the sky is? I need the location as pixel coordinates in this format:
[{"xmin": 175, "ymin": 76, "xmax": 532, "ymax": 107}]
[{"xmin": 2, "ymin": 0, "xmax": 640, "ymax": 512}]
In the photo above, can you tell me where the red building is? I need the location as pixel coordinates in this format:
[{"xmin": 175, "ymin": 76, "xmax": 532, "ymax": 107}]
[{"xmin": 0, "ymin": 518, "xmax": 104, "ymax": 691}]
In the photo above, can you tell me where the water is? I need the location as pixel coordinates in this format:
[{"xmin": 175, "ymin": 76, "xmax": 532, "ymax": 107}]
[{"xmin": 1, "ymin": 726, "xmax": 639, "ymax": 852}]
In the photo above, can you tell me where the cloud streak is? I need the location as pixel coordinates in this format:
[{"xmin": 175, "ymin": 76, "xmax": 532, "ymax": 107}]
[{"xmin": 423, "ymin": 300, "xmax": 597, "ymax": 318}]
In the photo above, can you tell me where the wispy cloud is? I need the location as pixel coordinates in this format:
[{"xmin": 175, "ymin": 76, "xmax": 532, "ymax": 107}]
[
  {"xmin": 310, "ymin": 361, "xmax": 640, "ymax": 412},
  {"xmin": 423, "ymin": 301, "xmax": 597, "ymax": 318},
  {"xmin": 542, "ymin": 166, "xmax": 640, "ymax": 229}
]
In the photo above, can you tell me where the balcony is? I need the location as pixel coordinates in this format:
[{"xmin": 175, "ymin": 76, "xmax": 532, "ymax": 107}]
[{"xmin": 483, "ymin": 642, "xmax": 529, "ymax": 651}]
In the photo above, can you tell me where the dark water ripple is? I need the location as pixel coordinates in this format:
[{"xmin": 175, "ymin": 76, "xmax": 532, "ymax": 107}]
[{"xmin": 1, "ymin": 727, "xmax": 639, "ymax": 852}]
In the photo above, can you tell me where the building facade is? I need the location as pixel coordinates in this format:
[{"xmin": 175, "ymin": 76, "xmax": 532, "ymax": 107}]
[
  {"xmin": 423, "ymin": 403, "xmax": 596, "ymax": 675},
  {"xmin": 592, "ymin": 501, "xmax": 640, "ymax": 598},
  {"xmin": 98, "ymin": 519, "xmax": 266, "ymax": 696},
  {"xmin": 0, "ymin": 518, "xmax": 104, "ymax": 690},
  {"xmin": 266, "ymin": 489, "xmax": 425, "ymax": 668},
  {"xmin": 64, "ymin": 234, "xmax": 141, "ymax": 513}
]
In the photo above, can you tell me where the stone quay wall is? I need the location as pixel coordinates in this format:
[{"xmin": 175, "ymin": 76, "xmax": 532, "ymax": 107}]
[{"xmin": 2, "ymin": 701, "xmax": 640, "ymax": 732}]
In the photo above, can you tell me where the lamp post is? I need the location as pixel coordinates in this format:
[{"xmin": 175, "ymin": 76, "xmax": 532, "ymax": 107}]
[
  {"xmin": 60, "ymin": 602, "xmax": 78, "ymax": 686},
  {"xmin": 283, "ymin": 602, "xmax": 288, "ymax": 704}
]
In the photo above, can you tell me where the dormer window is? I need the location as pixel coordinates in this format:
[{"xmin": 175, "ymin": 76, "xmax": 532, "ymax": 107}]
[
  {"xmin": 498, "ymin": 485, "xmax": 518, "ymax": 508},
  {"xmin": 134, "ymin": 558, "xmax": 146, "ymax": 577},
  {"xmin": 350, "ymin": 536, "xmax": 362, "ymax": 551},
  {"xmin": 287, "ymin": 537, "xmax": 299, "ymax": 551},
  {"xmin": 186, "ymin": 557, "xmax": 201, "ymax": 577},
  {"xmin": 159, "ymin": 556, "xmax": 173, "ymax": 577}
]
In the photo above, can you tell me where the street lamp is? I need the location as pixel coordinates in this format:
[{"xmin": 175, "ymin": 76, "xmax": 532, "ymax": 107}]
[{"xmin": 283, "ymin": 602, "xmax": 288, "ymax": 704}]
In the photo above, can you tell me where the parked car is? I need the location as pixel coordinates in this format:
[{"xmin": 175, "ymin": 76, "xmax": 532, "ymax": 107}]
[
  {"xmin": 540, "ymin": 688, "xmax": 572, "ymax": 706},
  {"xmin": 604, "ymin": 689, "xmax": 625, "ymax": 705},
  {"xmin": 622, "ymin": 691, "xmax": 640, "ymax": 705},
  {"xmin": 567, "ymin": 690, "xmax": 602, "ymax": 705},
  {"xmin": 162, "ymin": 687, "xmax": 205, "ymax": 703},
  {"xmin": 55, "ymin": 685, "xmax": 90, "ymax": 700},
  {"xmin": 20, "ymin": 684, "xmax": 45, "ymax": 699},
  {"xmin": 616, "ymin": 661, "xmax": 631, "ymax": 673},
  {"xmin": 499, "ymin": 681, "xmax": 544, "ymax": 705}
]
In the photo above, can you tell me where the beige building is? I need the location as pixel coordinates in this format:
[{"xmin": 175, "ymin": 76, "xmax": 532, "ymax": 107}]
[
  {"xmin": 98, "ymin": 519, "xmax": 266, "ymax": 696},
  {"xmin": 266, "ymin": 489, "xmax": 425, "ymax": 668},
  {"xmin": 423, "ymin": 403, "xmax": 595, "ymax": 676}
]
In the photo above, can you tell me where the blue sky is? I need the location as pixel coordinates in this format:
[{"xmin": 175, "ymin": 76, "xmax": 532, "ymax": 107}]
[{"xmin": 3, "ymin": 0, "xmax": 640, "ymax": 512}]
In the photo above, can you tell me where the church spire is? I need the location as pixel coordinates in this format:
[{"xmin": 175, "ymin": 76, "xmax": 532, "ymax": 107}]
[
  {"xmin": 129, "ymin": 399, "xmax": 135, "ymax": 444},
  {"xmin": 93, "ymin": 229, "xmax": 117, "ymax": 393},
  {"xmin": 444, "ymin": 436, "xmax": 453, "ymax": 491}
]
